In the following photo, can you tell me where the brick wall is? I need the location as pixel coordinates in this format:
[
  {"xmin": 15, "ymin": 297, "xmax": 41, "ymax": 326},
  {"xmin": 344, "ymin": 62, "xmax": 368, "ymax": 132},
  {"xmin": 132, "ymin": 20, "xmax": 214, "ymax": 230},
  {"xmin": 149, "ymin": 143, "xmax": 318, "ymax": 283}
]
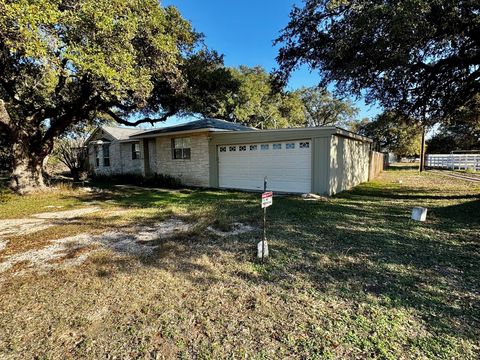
[{"xmin": 156, "ymin": 133, "xmax": 210, "ymax": 186}]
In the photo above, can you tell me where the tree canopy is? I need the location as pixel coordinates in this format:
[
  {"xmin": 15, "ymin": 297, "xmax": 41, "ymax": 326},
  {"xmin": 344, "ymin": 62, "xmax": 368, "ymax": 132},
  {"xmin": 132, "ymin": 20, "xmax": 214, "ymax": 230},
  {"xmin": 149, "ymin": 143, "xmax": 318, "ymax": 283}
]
[
  {"xmin": 427, "ymin": 95, "xmax": 480, "ymax": 153},
  {"xmin": 210, "ymin": 68, "xmax": 358, "ymax": 129},
  {"xmin": 358, "ymin": 111, "xmax": 423, "ymax": 158},
  {"xmin": 0, "ymin": 0, "xmax": 236, "ymax": 191},
  {"xmin": 298, "ymin": 87, "xmax": 358, "ymax": 128},
  {"xmin": 275, "ymin": 0, "xmax": 480, "ymax": 122},
  {"xmin": 215, "ymin": 66, "xmax": 305, "ymax": 129}
]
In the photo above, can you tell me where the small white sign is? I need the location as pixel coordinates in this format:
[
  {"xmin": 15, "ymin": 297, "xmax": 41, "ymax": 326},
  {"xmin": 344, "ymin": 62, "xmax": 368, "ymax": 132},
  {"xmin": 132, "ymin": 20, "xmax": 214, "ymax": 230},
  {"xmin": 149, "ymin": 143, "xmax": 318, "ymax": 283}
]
[{"xmin": 261, "ymin": 191, "xmax": 273, "ymax": 208}]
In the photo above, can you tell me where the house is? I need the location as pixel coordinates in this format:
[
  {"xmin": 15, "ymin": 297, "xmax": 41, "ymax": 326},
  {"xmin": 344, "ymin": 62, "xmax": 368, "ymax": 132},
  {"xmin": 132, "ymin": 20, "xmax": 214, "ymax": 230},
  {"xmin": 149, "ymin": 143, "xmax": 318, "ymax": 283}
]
[{"xmin": 87, "ymin": 118, "xmax": 373, "ymax": 195}]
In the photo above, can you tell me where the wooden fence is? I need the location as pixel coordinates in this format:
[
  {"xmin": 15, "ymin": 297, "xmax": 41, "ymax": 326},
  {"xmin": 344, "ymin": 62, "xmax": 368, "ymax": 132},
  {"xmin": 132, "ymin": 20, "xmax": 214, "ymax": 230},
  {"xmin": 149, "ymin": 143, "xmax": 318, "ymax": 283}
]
[
  {"xmin": 369, "ymin": 151, "xmax": 387, "ymax": 180},
  {"xmin": 426, "ymin": 154, "xmax": 480, "ymax": 171}
]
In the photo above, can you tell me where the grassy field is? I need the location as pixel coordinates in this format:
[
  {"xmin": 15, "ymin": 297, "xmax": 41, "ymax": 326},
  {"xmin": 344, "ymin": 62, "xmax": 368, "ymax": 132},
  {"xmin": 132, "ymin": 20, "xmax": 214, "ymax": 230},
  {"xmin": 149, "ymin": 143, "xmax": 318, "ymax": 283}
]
[{"xmin": 0, "ymin": 168, "xmax": 479, "ymax": 358}]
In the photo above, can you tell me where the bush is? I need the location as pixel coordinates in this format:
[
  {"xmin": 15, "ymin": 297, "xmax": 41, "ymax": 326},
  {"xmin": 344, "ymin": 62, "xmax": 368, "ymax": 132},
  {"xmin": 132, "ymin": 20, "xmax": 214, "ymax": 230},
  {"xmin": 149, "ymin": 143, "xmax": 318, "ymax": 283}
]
[
  {"xmin": 90, "ymin": 173, "xmax": 182, "ymax": 189},
  {"xmin": 143, "ymin": 174, "xmax": 182, "ymax": 188}
]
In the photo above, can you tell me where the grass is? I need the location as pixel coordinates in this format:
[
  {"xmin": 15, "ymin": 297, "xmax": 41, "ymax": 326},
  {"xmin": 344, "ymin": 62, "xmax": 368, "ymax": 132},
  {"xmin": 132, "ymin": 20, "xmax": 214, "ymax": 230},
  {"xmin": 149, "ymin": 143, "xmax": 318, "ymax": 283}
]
[{"xmin": 0, "ymin": 169, "xmax": 479, "ymax": 358}]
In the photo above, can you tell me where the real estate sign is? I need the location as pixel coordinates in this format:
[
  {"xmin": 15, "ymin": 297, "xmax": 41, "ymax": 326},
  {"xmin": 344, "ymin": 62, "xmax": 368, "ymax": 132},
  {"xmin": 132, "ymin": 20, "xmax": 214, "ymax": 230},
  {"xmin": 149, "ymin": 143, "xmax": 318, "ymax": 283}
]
[{"xmin": 261, "ymin": 191, "xmax": 273, "ymax": 208}]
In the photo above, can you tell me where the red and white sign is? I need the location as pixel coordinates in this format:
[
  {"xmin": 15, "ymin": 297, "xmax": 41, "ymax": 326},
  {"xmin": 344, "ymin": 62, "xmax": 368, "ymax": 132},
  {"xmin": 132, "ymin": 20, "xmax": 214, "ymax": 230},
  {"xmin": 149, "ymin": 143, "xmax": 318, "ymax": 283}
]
[{"xmin": 261, "ymin": 191, "xmax": 273, "ymax": 208}]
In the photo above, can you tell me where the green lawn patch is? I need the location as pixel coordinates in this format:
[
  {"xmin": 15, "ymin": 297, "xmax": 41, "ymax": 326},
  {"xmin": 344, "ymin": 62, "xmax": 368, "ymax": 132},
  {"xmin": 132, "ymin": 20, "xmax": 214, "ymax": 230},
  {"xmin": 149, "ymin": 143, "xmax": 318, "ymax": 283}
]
[{"xmin": 0, "ymin": 169, "xmax": 479, "ymax": 358}]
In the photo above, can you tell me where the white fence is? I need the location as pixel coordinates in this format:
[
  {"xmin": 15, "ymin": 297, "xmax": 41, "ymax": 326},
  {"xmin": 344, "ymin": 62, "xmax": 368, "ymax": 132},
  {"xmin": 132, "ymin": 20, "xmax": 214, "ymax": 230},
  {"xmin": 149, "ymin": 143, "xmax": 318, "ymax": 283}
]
[{"xmin": 426, "ymin": 154, "xmax": 480, "ymax": 170}]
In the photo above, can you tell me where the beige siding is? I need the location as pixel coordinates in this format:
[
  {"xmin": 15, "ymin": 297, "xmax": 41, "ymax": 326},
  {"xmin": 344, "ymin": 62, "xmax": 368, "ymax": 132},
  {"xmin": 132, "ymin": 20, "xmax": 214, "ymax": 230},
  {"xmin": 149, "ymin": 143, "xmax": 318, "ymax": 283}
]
[
  {"xmin": 329, "ymin": 135, "xmax": 370, "ymax": 195},
  {"xmin": 312, "ymin": 136, "xmax": 331, "ymax": 194},
  {"xmin": 156, "ymin": 133, "xmax": 210, "ymax": 186}
]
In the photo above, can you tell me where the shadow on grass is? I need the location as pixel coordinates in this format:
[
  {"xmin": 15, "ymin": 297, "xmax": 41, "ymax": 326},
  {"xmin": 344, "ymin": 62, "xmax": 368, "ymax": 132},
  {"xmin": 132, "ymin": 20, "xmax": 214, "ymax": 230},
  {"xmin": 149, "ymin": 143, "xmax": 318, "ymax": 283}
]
[
  {"xmin": 50, "ymin": 180, "xmax": 480, "ymax": 345},
  {"xmin": 345, "ymin": 184, "xmax": 480, "ymax": 201}
]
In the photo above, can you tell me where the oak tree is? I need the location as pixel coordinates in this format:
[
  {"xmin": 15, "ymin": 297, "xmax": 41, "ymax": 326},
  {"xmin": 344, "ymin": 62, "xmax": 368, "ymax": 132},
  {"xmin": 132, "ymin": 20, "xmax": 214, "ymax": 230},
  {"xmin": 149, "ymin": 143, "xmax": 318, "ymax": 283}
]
[
  {"xmin": 358, "ymin": 111, "xmax": 423, "ymax": 158},
  {"xmin": 275, "ymin": 0, "xmax": 480, "ymax": 122},
  {"xmin": 298, "ymin": 86, "xmax": 358, "ymax": 128},
  {"xmin": 0, "ymin": 0, "xmax": 235, "ymax": 192}
]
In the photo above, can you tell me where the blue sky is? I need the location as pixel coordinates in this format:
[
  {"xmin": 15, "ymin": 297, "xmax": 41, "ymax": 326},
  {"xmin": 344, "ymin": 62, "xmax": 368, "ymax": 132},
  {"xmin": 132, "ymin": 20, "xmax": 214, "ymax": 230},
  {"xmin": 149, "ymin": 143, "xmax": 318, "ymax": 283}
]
[{"xmin": 157, "ymin": 0, "xmax": 381, "ymax": 127}]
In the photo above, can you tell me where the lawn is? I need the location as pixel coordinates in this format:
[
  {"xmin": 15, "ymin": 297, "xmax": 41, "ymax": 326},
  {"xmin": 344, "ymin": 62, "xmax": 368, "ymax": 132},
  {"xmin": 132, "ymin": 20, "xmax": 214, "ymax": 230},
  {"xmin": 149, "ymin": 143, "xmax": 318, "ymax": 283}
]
[{"xmin": 0, "ymin": 168, "xmax": 479, "ymax": 359}]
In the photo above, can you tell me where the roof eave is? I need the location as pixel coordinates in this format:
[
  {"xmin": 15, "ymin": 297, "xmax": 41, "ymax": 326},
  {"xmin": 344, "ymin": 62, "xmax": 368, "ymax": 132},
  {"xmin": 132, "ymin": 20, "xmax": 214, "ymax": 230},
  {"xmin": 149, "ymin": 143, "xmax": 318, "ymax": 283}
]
[{"xmin": 129, "ymin": 128, "xmax": 215, "ymax": 139}]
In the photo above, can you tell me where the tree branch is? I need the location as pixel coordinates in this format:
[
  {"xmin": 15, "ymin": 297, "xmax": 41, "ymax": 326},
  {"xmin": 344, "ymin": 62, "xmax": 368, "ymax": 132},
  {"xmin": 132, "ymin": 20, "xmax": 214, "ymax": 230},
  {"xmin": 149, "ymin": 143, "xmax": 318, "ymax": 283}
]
[
  {"xmin": 104, "ymin": 108, "xmax": 177, "ymax": 126},
  {"xmin": 54, "ymin": 58, "xmax": 70, "ymax": 96}
]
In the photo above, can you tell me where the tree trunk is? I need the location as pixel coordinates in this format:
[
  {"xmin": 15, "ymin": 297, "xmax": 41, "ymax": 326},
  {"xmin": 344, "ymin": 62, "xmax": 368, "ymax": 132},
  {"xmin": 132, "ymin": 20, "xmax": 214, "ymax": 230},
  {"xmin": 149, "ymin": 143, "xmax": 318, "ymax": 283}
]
[
  {"xmin": 71, "ymin": 168, "xmax": 80, "ymax": 182},
  {"xmin": 419, "ymin": 125, "xmax": 426, "ymax": 172},
  {"xmin": 10, "ymin": 140, "xmax": 48, "ymax": 193}
]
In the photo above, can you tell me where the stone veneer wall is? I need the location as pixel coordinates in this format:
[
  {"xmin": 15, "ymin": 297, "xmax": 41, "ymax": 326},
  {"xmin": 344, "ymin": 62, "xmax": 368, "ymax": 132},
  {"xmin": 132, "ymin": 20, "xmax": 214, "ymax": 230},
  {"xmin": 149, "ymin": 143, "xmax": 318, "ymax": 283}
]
[
  {"xmin": 88, "ymin": 138, "xmax": 145, "ymax": 176},
  {"xmin": 156, "ymin": 133, "xmax": 210, "ymax": 186},
  {"xmin": 119, "ymin": 142, "xmax": 144, "ymax": 175}
]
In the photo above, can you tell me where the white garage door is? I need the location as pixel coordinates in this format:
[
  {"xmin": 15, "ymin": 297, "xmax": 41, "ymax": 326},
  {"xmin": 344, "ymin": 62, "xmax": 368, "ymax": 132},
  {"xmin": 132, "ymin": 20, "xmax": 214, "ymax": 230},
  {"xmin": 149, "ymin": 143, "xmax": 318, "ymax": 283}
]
[{"xmin": 218, "ymin": 140, "xmax": 312, "ymax": 193}]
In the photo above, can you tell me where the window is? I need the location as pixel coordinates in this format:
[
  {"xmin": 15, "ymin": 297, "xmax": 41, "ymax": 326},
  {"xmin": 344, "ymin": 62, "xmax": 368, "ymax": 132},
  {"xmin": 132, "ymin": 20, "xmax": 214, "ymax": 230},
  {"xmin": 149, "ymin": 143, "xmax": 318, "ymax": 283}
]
[
  {"xmin": 239, "ymin": 145, "xmax": 246, "ymax": 152},
  {"xmin": 273, "ymin": 143, "xmax": 282, "ymax": 150},
  {"xmin": 299, "ymin": 142, "xmax": 310, "ymax": 149},
  {"xmin": 286, "ymin": 143, "xmax": 295, "ymax": 149},
  {"xmin": 95, "ymin": 146, "xmax": 100, "ymax": 167},
  {"xmin": 103, "ymin": 144, "xmax": 110, "ymax": 167},
  {"xmin": 172, "ymin": 137, "xmax": 191, "ymax": 159},
  {"xmin": 219, "ymin": 146, "xmax": 227, "ymax": 152},
  {"xmin": 261, "ymin": 144, "xmax": 269, "ymax": 150},
  {"xmin": 249, "ymin": 145, "xmax": 257, "ymax": 151},
  {"xmin": 132, "ymin": 143, "xmax": 140, "ymax": 160},
  {"xmin": 229, "ymin": 146, "xmax": 236, "ymax": 152}
]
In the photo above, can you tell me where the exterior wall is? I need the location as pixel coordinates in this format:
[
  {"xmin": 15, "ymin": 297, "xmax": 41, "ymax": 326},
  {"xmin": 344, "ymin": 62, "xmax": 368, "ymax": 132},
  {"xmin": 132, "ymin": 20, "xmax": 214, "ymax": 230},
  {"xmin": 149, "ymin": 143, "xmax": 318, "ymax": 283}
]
[
  {"xmin": 148, "ymin": 139, "xmax": 157, "ymax": 174},
  {"xmin": 209, "ymin": 129, "xmax": 371, "ymax": 195},
  {"xmin": 88, "ymin": 129, "xmax": 144, "ymax": 176},
  {"xmin": 156, "ymin": 132, "xmax": 210, "ymax": 186},
  {"xmin": 88, "ymin": 126, "xmax": 372, "ymax": 195},
  {"xmin": 119, "ymin": 142, "xmax": 144, "ymax": 175},
  {"xmin": 209, "ymin": 127, "xmax": 342, "ymax": 189},
  {"xmin": 312, "ymin": 136, "xmax": 331, "ymax": 195},
  {"xmin": 328, "ymin": 135, "xmax": 370, "ymax": 195},
  {"xmin": 87, "ymin": 130, "xmax": 120, "ymax": 176}
]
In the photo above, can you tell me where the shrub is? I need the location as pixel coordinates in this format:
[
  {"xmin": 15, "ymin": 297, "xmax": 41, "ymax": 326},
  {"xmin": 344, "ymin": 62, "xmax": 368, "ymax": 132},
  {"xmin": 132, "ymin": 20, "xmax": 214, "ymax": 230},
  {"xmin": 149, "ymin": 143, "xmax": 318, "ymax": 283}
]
[{"xmin": 90, "ymin": 173, "xmax": 182, "ymax": 189}]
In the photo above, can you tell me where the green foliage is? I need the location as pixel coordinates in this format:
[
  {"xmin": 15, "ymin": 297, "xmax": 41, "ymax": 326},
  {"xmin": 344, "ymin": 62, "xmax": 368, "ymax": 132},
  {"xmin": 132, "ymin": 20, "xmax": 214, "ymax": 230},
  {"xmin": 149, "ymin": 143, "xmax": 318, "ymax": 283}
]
[
  {"xmin": 0, "ymin": 169, "xmax": 479, "ymax": 357},
  {"xmin": 216, "ymin": 66, "xmax": 306, "ymax": 129},
  {"xmin": 297, "ymin": 86, "xmax": 358, "ymax": 127},
  {"xmin": 276, "ymin": 0, "xmax": 480, "ymax": 122},
  {"xmin": 427, "ymin": 95, "xmax": 480, "ymax": 153},
  {"xmin": 358, "ymin": 111, "xmax": 423, "ymax": 157},
  {"xmin": 0, "ymin": 0, "xmax": 238, "ymax": 188}
]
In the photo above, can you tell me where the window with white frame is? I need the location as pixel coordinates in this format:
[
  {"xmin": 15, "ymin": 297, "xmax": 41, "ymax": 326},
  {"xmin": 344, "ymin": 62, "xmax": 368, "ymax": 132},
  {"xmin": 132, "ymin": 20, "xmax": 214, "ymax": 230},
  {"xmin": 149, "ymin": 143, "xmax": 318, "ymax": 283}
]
[
  {"xmin": 273, "ymin": 143, "xmax": 282, "ymax": 150},
  {"xmin": 299, "ymin": 142, "xmax": 310, "ymax": 149},
  {"xmin": 171, "ymin": 137, "xmax": 191, "ymax": 159},
  {"xmin": 286, "ymin": 143, "xmax": 295, "ymax": 149},
  {"xmin": 132, "ymin": 143, "xmax": 140, "ymax": 160},
  {"xmin": 249, "ymin": 144, "xmax": 257, "ymax": 151},
  {"xmin": 219, "ymin": 146, "xmax": 227, "ymax": 152},
  {"xmin": 239, "ymin": 145, "xmax": 247, "ymax": 152},
  {"xmin": 260, "ymin": 144, "xmax": 269, "ymax": 150}
]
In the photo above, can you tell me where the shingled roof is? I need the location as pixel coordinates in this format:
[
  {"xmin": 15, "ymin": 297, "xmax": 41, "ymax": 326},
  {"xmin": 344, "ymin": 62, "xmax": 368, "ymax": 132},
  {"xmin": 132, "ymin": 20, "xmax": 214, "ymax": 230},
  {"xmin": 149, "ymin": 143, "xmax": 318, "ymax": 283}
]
[
  {"xmin": 100, "ymin": 126, "xmax": 148, "ymax": 140},
  {"xmin": 130, "ymin": 118, "xmax": 254, "ymax": 138}
]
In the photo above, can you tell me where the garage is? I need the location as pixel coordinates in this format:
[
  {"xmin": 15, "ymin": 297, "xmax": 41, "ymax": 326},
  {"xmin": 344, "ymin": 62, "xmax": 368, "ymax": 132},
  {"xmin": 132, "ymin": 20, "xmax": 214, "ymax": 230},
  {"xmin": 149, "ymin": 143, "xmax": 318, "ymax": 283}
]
[{"xmin": 218, "ymin": 140, "xmax": 312, "ymax": 193}]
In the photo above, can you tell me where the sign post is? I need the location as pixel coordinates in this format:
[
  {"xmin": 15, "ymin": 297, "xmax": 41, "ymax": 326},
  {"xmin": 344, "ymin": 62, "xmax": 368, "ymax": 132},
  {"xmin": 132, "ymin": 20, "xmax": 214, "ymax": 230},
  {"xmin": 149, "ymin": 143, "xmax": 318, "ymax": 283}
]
[{"xmin": 260, "ymin": 176, "xmax": 273, "ymax": 262}]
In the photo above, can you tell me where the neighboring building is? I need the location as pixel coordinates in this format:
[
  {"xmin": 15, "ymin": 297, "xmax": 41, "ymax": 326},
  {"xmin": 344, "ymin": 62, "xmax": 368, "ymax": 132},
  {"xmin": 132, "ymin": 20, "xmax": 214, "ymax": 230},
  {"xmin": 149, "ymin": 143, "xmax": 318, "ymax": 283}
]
[{"xmin": 87, "ymin": 118, "xmax": 373, "ymax": 195}]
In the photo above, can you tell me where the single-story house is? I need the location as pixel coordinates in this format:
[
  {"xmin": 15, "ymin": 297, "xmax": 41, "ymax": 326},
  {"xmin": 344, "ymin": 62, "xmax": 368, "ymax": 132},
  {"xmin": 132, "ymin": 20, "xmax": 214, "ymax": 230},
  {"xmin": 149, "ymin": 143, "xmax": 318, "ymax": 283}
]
[{"xmin": 87, "ymin": 118, "xmax": 373, "ymax": 195}]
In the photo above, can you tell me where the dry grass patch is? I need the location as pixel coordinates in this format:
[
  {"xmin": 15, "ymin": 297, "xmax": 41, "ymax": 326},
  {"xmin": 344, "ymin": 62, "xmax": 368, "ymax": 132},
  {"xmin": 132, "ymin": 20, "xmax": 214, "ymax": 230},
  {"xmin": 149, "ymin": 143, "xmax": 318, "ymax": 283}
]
[{"xmin": 0, "ymin": 170, "xmax": 479, "ymax": 358}]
